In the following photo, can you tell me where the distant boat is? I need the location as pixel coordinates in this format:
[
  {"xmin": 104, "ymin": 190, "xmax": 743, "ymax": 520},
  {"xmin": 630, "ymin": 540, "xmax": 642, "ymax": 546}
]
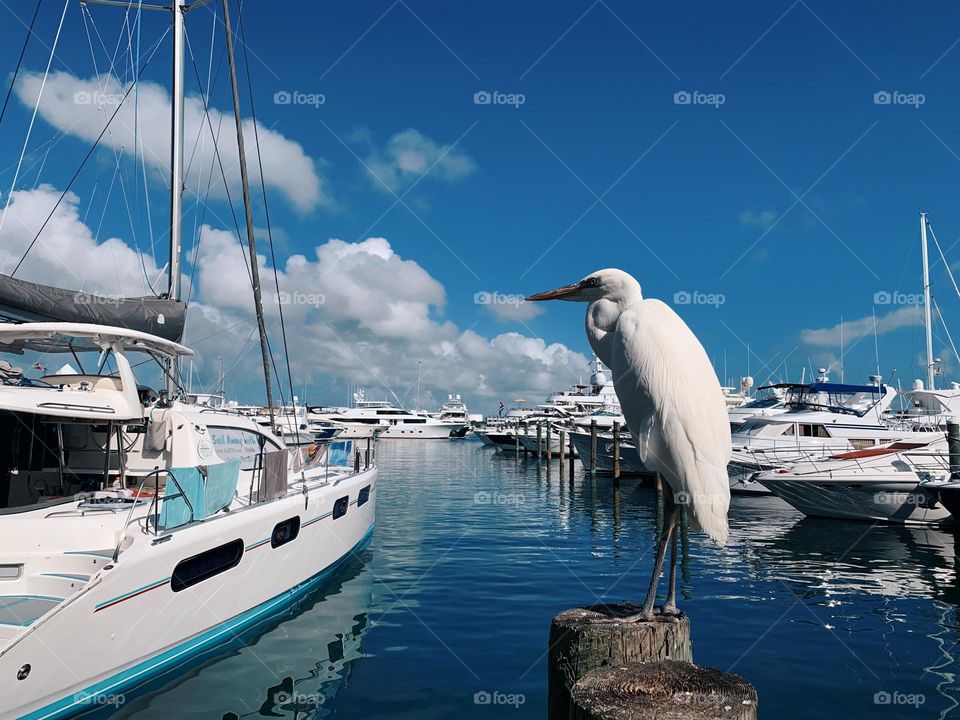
[{"xmin": 310, "ymin": 389, "xmax": 465, "ymax": 439}]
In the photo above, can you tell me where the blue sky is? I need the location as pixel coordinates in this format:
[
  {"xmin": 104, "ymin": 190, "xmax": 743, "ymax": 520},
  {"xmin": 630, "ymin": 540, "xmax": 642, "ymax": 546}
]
[{"xmin": 0, "ymin": 1, "xmax": 959, "ymax": 411}]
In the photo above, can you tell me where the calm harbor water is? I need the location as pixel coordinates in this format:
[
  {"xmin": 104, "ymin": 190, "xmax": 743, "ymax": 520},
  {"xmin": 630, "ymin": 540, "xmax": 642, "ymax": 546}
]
[{"xmin": 105, "ymin": 439, "xmax": 959, "ymax": 720}]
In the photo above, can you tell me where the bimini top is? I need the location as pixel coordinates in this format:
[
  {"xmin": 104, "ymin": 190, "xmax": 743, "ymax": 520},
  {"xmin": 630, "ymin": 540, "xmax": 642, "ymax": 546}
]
[
  {"xmin": 760, "ymin": 382, "xmax": 885, "ymax": 395},
  {"xmin": 0, "ymin": 322, "xmax": 194, "ymax": 358}
]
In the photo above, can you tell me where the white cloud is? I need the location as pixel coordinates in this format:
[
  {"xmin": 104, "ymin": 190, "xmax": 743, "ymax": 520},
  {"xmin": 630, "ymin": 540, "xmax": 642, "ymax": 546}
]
[
  {"xmin": 801, "ymin": 307, "xmax": 923, "ymax": 346},
  {"xmin": 359, "ymin": 128, "xmax": 476, "ymax": 193},
  {"xmin": 739, "ymin": 210, "xmax": 778, "ymax": 230},
  {"xmin": 0, "ymin": 184, "xmax": 165, "ymax": 295},
  {"xmin": 483, "ymin": 298, "xmax": 544, "ymax": 322},
  {"xmin": 14, "ymin": 71, "xmax": 333, "ymax": 213},
  {"xmin": 0, "ymin": 183, "xmax": 587, "ymax": 411},
  {"xmin": 186, "ymin": 229, "xmax": 587, "ymax": 409}
]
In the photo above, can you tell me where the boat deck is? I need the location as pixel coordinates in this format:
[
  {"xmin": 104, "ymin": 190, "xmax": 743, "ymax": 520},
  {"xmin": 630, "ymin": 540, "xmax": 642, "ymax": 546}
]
[{"xmin": 0, "ymin": 595, "xmax": 62, "ymax": 627}]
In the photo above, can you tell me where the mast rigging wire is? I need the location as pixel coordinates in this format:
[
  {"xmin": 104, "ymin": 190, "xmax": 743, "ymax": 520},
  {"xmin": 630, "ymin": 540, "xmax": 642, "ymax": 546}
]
[{"xmin": 0, "ymin": 0, "xmax": 42, "ymax": 129}]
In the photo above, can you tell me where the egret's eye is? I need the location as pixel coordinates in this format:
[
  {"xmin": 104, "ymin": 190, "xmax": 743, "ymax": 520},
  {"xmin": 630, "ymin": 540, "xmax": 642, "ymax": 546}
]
[{"xmin": 581, "ymin": 276, "xmax": 602, "ymax": 288}]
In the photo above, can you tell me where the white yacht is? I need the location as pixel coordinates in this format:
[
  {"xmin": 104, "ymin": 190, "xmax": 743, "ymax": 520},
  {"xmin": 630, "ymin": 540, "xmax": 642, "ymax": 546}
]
[
  {"xmin": 310, "ymin": 390, "xmax": 465, "ymax": 439},
  {"xmin": 726, "ymin": 377, "xmax": 929, "ymax": 494},
  {"xmin": 755, "ymin": 437, "xmax": 950, "ymax": 524},
  {"xmin": 0, "ymin": 325, "xmax": 376, "ymax": 719},
  {"xmin": 436, "ymin": 393, "xmax": 471, "ymax": 437}
]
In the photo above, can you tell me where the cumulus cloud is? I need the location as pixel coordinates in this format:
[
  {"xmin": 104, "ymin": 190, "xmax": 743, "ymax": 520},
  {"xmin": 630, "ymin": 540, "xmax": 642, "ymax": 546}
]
[
  {"xmin": 186, "ymin": 229, "xmax": 586, "ymax": 409},
  {"xmin": 14, "ymin": 71, "xmax": 333, "ymax": 213},
  {"xmin": 480, "ymin": 296, "xmax": 545, "ymax": 322},
  {"xmin": 739, "ymin": 210, "xmax": 778, "ymax": 230},
  {"xmin": 358, "ymin": 128, "xmax": 476, "ymax": 193},
  {"xmin": 801, "ymin": 307, "xmax": 923, "ymax": 346},
  {"xmin": 0, "ymin": 183, "xmax": 587, "ymax": 411},
  {"xmin": 0, "ymin": 184, "xmax": 165, "ymax": 295}
]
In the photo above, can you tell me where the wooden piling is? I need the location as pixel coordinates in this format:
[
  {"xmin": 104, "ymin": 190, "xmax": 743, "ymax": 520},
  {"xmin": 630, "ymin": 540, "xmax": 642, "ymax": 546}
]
[
  {"xmin": 537, "ymin": 422, "xmax": 543, "ymax": 459},
  {"xmin": 515, "ymin": 424, "xmax": 521, "ymax": 455},
  {"xmin": 948, "ymin": 420, "xmax": 960, "ymax": 478},
  {"xmin": 548, "ymin": 604, "xmax": 693, "ymax": 720},
  {"xmin": 612, "ymin": 421, "xmax": 621, "ymax": 480},
  {"xmin": 590, "ymin": 419, "xmax": 597, "ymax": 475},
  {"xmin": 547, "ymin": 424, "xmax": 553, "ymax": 479},
  {"xmin": 559, "ymin": 429, "xmax": 566, "ymax": 479},
  {"xmin": 569, "ymin": 431, "xmax": 576, "ymax": 476},
  {"xmin": 571, "ymin": 661, "xmax": 758, "ymax": 720}
]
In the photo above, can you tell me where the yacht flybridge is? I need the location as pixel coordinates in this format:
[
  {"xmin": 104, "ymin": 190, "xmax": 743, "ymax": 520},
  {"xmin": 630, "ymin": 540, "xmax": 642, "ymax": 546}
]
[{"xmin": 0, "ymin": 325, "xmax": 376, "ymax": 718}]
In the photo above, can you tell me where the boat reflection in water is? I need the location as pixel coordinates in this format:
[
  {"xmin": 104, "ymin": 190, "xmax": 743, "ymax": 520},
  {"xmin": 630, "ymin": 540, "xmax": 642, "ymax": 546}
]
[{"xmin": 84, "ymin": 549, "xmax": 375, "ymax": 720}]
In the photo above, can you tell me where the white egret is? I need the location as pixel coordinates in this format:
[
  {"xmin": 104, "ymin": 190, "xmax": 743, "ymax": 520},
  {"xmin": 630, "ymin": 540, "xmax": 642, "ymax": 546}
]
[{"xmin": 527, "ymin": 268, "xmax": 731, "ymax": 620}]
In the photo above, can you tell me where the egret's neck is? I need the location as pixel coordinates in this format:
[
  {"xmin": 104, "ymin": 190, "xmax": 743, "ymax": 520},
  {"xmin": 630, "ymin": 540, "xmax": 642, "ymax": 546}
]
[{"xmin": 583, "ymin": 302, "xmax": 620, "ymax": 368}]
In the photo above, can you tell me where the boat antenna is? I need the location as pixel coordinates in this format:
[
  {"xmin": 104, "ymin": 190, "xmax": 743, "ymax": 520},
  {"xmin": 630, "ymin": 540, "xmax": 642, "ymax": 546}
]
[
  {"xmin": 920, "ymin": 212, "xmax": 935, "ymax": 390},
  {"xmin": 223, "ymin": 0, "xmax": 275, "ymax": 430}
]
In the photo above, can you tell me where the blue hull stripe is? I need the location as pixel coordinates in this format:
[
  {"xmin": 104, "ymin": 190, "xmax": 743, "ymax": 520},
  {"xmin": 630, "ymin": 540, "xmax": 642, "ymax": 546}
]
[{"xmin": 21, "ymin": 524, "xmax": 374, "ymax": 720}]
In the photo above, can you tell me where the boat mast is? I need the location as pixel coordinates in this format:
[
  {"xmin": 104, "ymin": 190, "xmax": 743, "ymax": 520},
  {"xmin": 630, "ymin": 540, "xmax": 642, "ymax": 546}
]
[
  {"xmin": 416, "ymin": 360, "xmax": 422, "ymax": 411},
  {"xmin": 222, "ymin": 0, "xmax": 275, "ymax": 430},
  {"xmin": 166, "ymin": 0, "xmax": 185, "ymax": 396},
  {"xmin": 920, "ymin": 212, "xmax": 935, "ymax": 389}
]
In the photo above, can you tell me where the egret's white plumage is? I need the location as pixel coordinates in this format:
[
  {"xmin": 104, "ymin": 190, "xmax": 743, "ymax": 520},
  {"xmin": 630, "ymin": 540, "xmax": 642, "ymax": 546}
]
[{"xmin": 528, "ymin": 268, "xmax": 732, "ymax": 546}]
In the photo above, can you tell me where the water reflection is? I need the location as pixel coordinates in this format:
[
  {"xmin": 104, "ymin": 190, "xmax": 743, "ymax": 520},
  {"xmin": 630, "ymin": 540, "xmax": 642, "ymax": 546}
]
[{"xmin": 104, "ymin": 551, "xmax": 375, "ymax": 720}]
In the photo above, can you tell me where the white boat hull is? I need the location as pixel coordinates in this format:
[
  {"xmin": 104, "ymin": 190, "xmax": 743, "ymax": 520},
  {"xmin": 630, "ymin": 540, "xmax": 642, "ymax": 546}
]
[
  {"xmin": 758, "ymin": 473, "xmax": 949, "ymax": 524},
  {"xmin": 0, "ymin": 467, "xmax": 377, "ymax": 719}
]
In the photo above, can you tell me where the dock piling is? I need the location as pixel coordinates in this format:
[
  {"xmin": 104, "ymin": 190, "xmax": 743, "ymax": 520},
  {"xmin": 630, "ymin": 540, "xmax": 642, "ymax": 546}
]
[
  {"xmin": 589, "ymin": 420, "xmax": 597, "ymax": 475},
  {"xmin": 612, "ymin": 421, "xmax": 621, "ymax": 480},
  {"xmin": 537, "ymin": 422, "xmax": 543, "ymax": 459},
  {"xmin": 949, "ymin": 421, "xmax": 960, "ymax": 478}
]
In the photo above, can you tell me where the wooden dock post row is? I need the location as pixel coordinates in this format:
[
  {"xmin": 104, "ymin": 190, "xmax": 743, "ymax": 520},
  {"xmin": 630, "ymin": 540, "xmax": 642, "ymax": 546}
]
[{"xmin": 548, "ymin": 605, "xmax": 757, "ymax": 720}]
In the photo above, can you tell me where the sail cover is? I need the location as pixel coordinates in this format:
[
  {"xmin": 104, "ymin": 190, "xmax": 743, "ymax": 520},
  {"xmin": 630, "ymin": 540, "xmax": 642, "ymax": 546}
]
[{"xmin": 0, "ymin": 274, "xmax": 186, "ymax": 342}]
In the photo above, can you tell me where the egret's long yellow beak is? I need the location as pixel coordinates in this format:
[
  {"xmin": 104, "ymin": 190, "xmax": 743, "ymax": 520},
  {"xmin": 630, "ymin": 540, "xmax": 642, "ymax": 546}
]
[{"xmin": 525, "ymin": 282, "xmax": 581, "ymax": 301}]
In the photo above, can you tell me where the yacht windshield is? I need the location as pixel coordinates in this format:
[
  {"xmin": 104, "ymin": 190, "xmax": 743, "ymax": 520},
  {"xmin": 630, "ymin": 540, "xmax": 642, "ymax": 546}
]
[{"xmin": 784, "ymin": 383, "xmax": 884, "ymax": 416}]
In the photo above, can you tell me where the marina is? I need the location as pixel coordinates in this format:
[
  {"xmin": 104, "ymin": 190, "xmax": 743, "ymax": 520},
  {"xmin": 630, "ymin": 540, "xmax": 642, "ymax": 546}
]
[{"xmin": 0, "ymin": 0, "xmax": 960, "ymax": 717}]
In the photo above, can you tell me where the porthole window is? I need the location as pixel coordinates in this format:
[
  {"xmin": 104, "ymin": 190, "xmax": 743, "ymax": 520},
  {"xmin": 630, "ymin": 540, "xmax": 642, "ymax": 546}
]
[
  {"xmin": 171, "ymin": 539, "xmax": 243, "ymax": 592},
  {"xmin": 358, "ymin": 486, "xmax": 371, "ymax": 507},
  {"xmin": 333, "ymin": 496, "xmax": 349, "ymax": 520},
  {"xmin": 271, "ymin": 517, "xmax": 301, "ymax": 548}
]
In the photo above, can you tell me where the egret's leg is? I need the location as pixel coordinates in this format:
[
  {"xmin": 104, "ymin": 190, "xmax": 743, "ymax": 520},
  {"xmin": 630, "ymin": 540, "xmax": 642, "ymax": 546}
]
[
  {"xmin": 637, "ymin": 488, "xmax": 678, "ymax": 619},
  {"xmin": 661, "ymin": 517, "xmax": 679, "ymax": 616}
]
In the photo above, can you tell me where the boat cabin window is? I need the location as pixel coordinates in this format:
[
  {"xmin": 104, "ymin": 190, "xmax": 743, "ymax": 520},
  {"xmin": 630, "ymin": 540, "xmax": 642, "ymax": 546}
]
[
  {"xmin": 799, "ymin": 424, "xmax": 830, "ymax": 438},
  {"xmin": 0, "ymin": 411, "xmax": 126, "ymax": 512},
  {"xmin": 271, "ymin": 517, "xmax": 301, "ymax": 548},
  {"xmin": 780, "ymin": 424, "xmax": 795, "ymax": 436},
  {"xmin": 333, "ymin": 495, "xmax": 349, "ymax": 520},
  {"xmin": 358, "ymin": 485, "xmax": 371, "ymax": 507},
  {"xmin": 171, "ymin": 539, "xmax": 244, "ymax": 592}
]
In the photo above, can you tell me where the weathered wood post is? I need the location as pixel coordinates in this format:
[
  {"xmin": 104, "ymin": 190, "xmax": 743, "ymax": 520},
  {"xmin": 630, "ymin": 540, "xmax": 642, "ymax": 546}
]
[
  {"xmin": 548, "ymin": 604, "xmax": 693, "ymax": 719},
  {"xmin": 365, "ymin": 437, "xmax": 371, "ymax": 470},
  {"xmin": 569, "ymin": 431, "xmax": 576, "ymax": 476},
  {"xmin": 571, "ymin": 661, "xmax": 758, "ymax": 720},
  {"xmin": 612, "ymin": 421, "xmax": 621, "ymax": 480},
  {"xmin": 547, "ymin": 424, "xmax": 553, "ymax": 479},
  {"xmin": 559, "ymin": 429, "xmax": 566, "ymax": 479},
  {"xmin": 948, "ymin": 420, "xmax": 960, "ymax": 478},
  {"xmin": 590, "ymin": 419, "xmax": 597, "ymax": 475},
  {"xmin": 537, "ymin": 422, "xmax": 544, "ymax": 459},
  {"xmin": 515, "ymin": 423, "xmax": 521, "ymax": 455}
]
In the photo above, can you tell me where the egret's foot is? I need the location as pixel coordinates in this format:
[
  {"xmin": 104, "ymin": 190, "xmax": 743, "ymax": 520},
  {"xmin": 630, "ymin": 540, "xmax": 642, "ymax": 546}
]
[{"xmin": 655, "ymin": 604, "xmax": 683, "ymax": 623}]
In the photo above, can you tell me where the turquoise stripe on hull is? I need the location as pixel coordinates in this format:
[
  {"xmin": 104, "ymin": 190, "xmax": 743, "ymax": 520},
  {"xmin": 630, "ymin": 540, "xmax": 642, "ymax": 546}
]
[{"xmin": 20, "ymin": 524, "xmax": 375, "ymax": 720}]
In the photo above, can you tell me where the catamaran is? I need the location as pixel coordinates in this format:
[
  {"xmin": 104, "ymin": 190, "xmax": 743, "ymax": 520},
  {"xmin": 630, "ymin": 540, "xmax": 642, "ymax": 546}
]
[{"xmin": 0, "ymin": 1, "xmax": 378, "ymax": 716}]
